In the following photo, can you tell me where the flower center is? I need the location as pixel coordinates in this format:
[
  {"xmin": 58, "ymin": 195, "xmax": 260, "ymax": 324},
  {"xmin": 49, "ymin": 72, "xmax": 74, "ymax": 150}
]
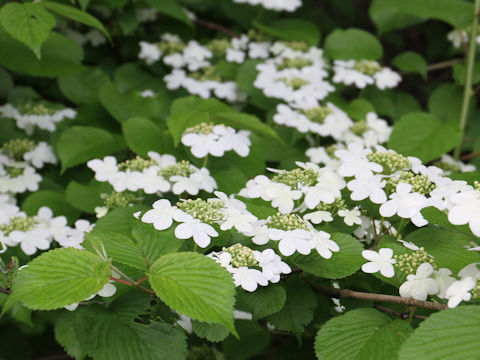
[
  {"xmin": 393, "ymin": 247, "xmax": 436, "ymax": 275},
  {"xmin": 366, "ymin": 151, "xmax": 411, "ymax": 175},
  {"xmin": 1, "ymin": 139, "xmax": 36, "ymax": 160},
  {"xmin": 353, "ymin": 61, "xmax": 381, "ymax": 76},
  {"xmin": 316, "ymin": 197, "xmax": 347, "ymax": 216},
  {"xmin": 301, "ymin": 106, "xmax": 333, "ymax": 124},
  {"xmin": 223, "ymin": 244, "xmax": 258, "ymax": 268},
  {"xmin": 0, "ymin": 216, "xmax": 38, "ymax": 235},
  {"xmin": 268, "ymin": 212, "xmax": 308, "ymax": 231},
  {"xmin": 349, "ymin": 119, "xmax": 368, "ymax": 136},
  {"xmin": 118, "ymin": 156, "xmax": 155, "ymax": 171},
  {"xmin": 272, "ymin": 168, "xmax": 318, "ymax": 189},
  {"xmin": 277, "ymin": 76, "xmax": 309, "ymax": 90},
  {"xmin": 188, "ymin": 66, "xmax": 222, "ymax": 82},
  {"xmin": 17, "ymin": 102, "xmax": 57, "ymax": 116},
  {"xmin": 207, "ymin": 38, "xmax": 231, "ymax": 57},
  {"xmin": 101, "ymin": 191, "xmax": 136, "ymax": 209},
  {"xmin": 177, "ymin": 198, "xmax": 225, "ymax": 224},
  {"xmin": 159, "ymin": 160, "xmax": 194, "ymax": 178},
  {"xmin": 386, "ymin": 171, "xmax": 436, "ymax": 195},
  {"xmin": 4, "ymin": 166, "xmax": 24, "ymax": 178},
  {"xmin": 185, "ymin": 122, "xmax": 215, "ymax": 135},
  {"xmin": 276, "ymin": 56, "xmax": 313, "ymax": 70}
]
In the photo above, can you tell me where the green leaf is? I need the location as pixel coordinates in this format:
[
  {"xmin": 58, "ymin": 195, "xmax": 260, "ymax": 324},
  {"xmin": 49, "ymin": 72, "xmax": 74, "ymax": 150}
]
[
  {"xmin": 392, "ymin": 51, "xmax": 427, "ymax": 79},
  {"xmin": 223, "ymin": 321, "xmax": 271, "ymax": 360},
  {"xmin": 398, "ymin": 306, "xmax": 480, "ymax": 360},
  {"xmin": 0, "ymin": 3, "xmax": 55, "ymax": 58},
  {"xmin": 122, "ymin": 117, "xmax": 164, "ymax": 157},
  {"xmin": 170, "ymin": 96, "xmax": 234, "ymax": 116},
  {"xmin": 0, "ymin": 27, "xmax": 84, "ymax": 77},
  {"xmin": 99, "ymin": 82, "xmax": 163, "ymax": 123},
  {"xmin": 324, "ymin": 28, "xmax": 383, "ymax": 60},
  {"xmin": 143, "ymin": 0, "xmax": 193, "ymax": 26},
  {"xmin": 212, "ymin": 112, "xmax": 283, "ymax": 144},
  {"xmin": 293, "ymin": 233, "xmax": 364, "ymax": 279},
  {"xmin": 452, "ymin": 62, "xmax": 480, "ymax": 86},
  {"xmin": 83, "ymin": 232, "xmax": 149, "ymax": 271},
  {"xmin": 39, "ymin": 1, "xmax": 111, "ymax": 42},
  {"xmin": 405, "ymin": 226, "xmax": 480, "ymax": 273},
  {"xmin": 192, "ymin": 320, "xmax": 229, "ymax": 342},
  {"xmin": 58, "ymin": 68, "xmax": 109, "ymax": 105},
  {"xmin": 22, "ymin": 190, "xmax": 80, "ymax": 224},
  {"xmin": 94, "ymin": 206, "xmax": 147, "ymax": 234},
  {"xmin": 0, "ymin": 67, "xmax": 13, "ymax": 97},
  {"xmin": 347, "ymin": 98, "xmax": 375, "ymax": 121},
  {"xmin": 7, "ymin": 248, "xmax": 111, "ymax": 311},
  {"xmin": 428, "ymin": 83, "xmax": 471, "ymax": 123},
  {"xmin": 54, "ymin": 311, "xmax": 88, "ymax": 360},
  {"xmin": 74, "ymin": 305, "xmax": 187, "ymax": 360},
  {"xmin": 315, "ymin": 308, "xmax": 412, "ymax": 360},
  {"xmin": 253, "ymin": 19, "xmax": 320, "ymax": 45},
  {"xmin": 383, "ymin": 0, "xmax": 473, "ymax": 28},
  {"xmin": 148, "ymin": 252, "xmax": 236, "ymax": 334},
  {"xmin": 107, "ymin": 289, "xmax": 152, "ymax": 322},
  {"xmin": 131, "ymin": 223, "xmax": 184, "ymax": 266},
  {"xmin": 56, "ymin": 126, "xmax": 126, "ymax": 172},
  {"xmin": 236, "ymin": 284, "xmax": 286, "ymax": 319},
  {"xmin": 166, "ymin": 110, "xmax": 210, "ymax": 146},
  {"xmin": 114, "ymin": 63, "xmax": 167, "ymax": 93},
  {"xmin": 369, "ymin": 0, "xmax": 425, "ymax": 35},
  {"xmin": 388, "ymin": 112, "xmax": 462, "ymax": 162},
  {"xmin": 65, "ymin": 180, "xmax": 110, "ymax": 214},
  {"xmin": 210, "ymin": 167, "xmax": 247, "ymax": 194},
  {"xmin": 266, "ymin": 278, "xmax": 316, "ymax": 338},
  {"xmin": 421, "ymin": 207, "xmax": 475, "ymax": 240}
]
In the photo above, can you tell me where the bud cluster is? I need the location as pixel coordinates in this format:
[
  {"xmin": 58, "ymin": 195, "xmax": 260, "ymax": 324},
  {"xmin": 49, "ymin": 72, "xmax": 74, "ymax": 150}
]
[
  {"xmin": 470, "ymin": 282, "xmax": 480, "ymax": 299},
  {"xmin": 158, "ymin": 40, "xmax": 185, "ymax": 55},
  {"xmin": 188, "ymin": 66, "xmax": 222, "ymax": 82},
  {"xmin": 177, "ymin": 198, "xmax": 225, "ymax": 224},
  {"xmin": 393, "ymin": 247, "xmax": 436, "ymax": 275},
  {"xmin": 223, "ymin": 244, "xmax": 258, "ymax": 268},
  {"xmin": 17, "ymin": 102, "xmax": 57, "ymax": 116},
  {"xmin": 185, "ymin": 122, "xmax": 215, "ymax": 135},
  {"xmin": 387, "ymin": 171, "xmax": 436, "ymax": 195},
  {"xmin": 0, "ymin": 216, "xmax": 37, "ymax": 236},
  {"xmin": 207, "ymin": 38, "xmax": 231, "ymax": 57},
  {"xmin": 353, "ymin": 60, "xmax": 381, "ymax": 76},
  {"xmin": 277, "ymin": 76, "xmax": 309, "ymax": 90},
  {"xmin": 366, "ymin": 151, "xmax": 410, "ymax": 175},
  {"xmin": 1, "ymin": 139, "xmax": 35, "ymax": 160},
  {"xmin": 267, "ymin": 212, "xmax": 308, "ymax": 231},
  {"xmin": 276, "ymin": 56, "xmax": 313, "ymax": 70},
  {"xmin": 349, "ymin": 119, "xmax": 368, "ymax": 136},
  {"xmin": 101, "ymin": 191, "xmax": 137, "ymax": 210},
  {"xmin": 4, "ymin": 166, "xmax": 24, "ymax": 178},
  {"xmin": 272, "ymin": 168, "xmax": 318, "ymax": 188},
  {"xmin": 300, "ymin": 106, "xmax": 333, "ymax": 124},
  {"xmin": 159, "ymin": 160, "xmax": 195, "ymax": 179},
  {"xmin": 316, "ymin": 197, "xmax": 347, "ymax": 216},
  {"xmin": 474, "ymin": 181, "xmax": 480, "ymax": 191},
  {"xmin": 118, "ymin": 156, "xmax": 155, "ymax": 172}
]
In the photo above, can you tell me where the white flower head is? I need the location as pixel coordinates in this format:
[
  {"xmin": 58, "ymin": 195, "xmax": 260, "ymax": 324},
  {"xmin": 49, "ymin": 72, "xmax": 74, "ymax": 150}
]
[
  {"xmin": 361, "ymin": 248, "xmax": 396, "ymax": 278},
  {"xmin": 399, "ymin": 263, "xmax": 439, "ymax": 301}
]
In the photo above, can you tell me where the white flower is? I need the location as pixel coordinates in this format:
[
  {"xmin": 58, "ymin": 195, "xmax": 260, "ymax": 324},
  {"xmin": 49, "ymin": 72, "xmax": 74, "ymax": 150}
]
[
  {"xmin": 138, "ymin": 41, "xmax": 162, "ymax": 64},
  {"xmin": 338, "ymin": 209, "xmax": 362, "ymax": 226},
  {"xmin": 399, "ymin": 263, "xmax": 439, "ymax": 301},
  {"xmin": 308, "ymin": 230, "xmax": 339, "ymax": 259},
  {"xmin": 269, "ymin": 229, "xmax": 312, "ymax": 256},
  {"xmin": 174, "ymin": 214, "xmax": 218, "ymax": 248},
  {"xmin": 87, "ymin": 156, "xmax": 119, "ymax": 182},
  {"xmin": 58, "ymin": 219, "xmax": 93, "ymax": 249},
  {"xmin": 208, "ymin": 251, "xmax": 232, "ymax": 268},
  {"xmin": 97, "ymin": 282, "xmax": 117, "ymax": 297},
  {"xmin": 302, "ymin": 184, "xmax": 335, "ymax": 209},
  {"xmin": 9, "ymin": 228, "xmax": 51, "ymax": 255},
  {"xmin": 458, "ymin": 263, "xmax": 480, "ymax": 280},
  {"xmin": 445, "ymin": 277, "xmax": 476, "ymax": 308},
  {"xmin": 264, "ymin": 183, "xmax": 302, "ymax": 214},
  {"xmin": 220, "ymin": 207, "xmax": 257, "ymax": 233},
  {"xmin": 373, "ymin": 68, "xmax": 401, "ymax": 89},
  {"xmin": 347, "ymin": 175, "xmax": 387, "ymax": 204},
  {"xmin": 254, "ymin": 249, "xmax": 291, "ymax": 283},
  {"xmin": 214, "ymin": 126, "xmax": 251, "ymax": 157},
  {"xmin": 137, "ymin": 166, "xmax": 170, "ymax": 194},
  {"xmin": 23, "ymin": 142, "xmax": 57, "ymax": 168},
  {"xmin": 361, "ymin": 248, "xmax": 396, "ymax": 278},
  {"xmin": 447, "ymin": 190, "xmax": 480, "ymax": 237},
  {"xmin": 379, "ymin": 183, "xmax": 428, "ymax": 227},
  {"xmin": 432, "ymin": 268, "xmax": 456, "ymax": 298},
  {"xmin": 230, "ymin": 267, "xmax": 268, "ymax": 292},
  {"xmin": 303, "ymin": 210, "xmax": 333, "ymax": 224},
  {"xmin": 336, "ymin": 143, "xmax": 382, "ymax": 177},
  {"xmin": 241, "ymin": 220, "xmax": 271, "ymax": 245},
  {"xmin": 142, "ymin": 199, "xmax": 185, "ymax": 230},
  {"xmin": 398, "ymin": 240, "xmax": 420, "ymax": 251},
  {"xmin": 181, "ymin": 132, "xmax": 224, "ymax": 158}
]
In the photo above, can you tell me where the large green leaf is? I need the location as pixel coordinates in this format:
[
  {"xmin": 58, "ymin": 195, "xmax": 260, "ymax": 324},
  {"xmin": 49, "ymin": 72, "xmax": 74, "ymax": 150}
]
[
  {"xmin": 56, "ymin": 126, "xmax": 126, "ymax": 172},
  {"xmin": 223, "ymin": 321, "xmax": 271, "ymax": 360},
  {"xmin": 122, "ymin": 117, "xmax": 164, "ymax": 157},
  {"xmin": 236, "ymin": 284, "xmax": 286, "ymax": 319},
  {"xmin": 388, "ymin": 112, "xmax": 462, "ymax": 162},
  {"xmin": 253, "ymin": 19, "xmax": 320, "ymax": 45},
  {"xmin": 58, "ymin": 68, "xmax": 109, "ymax": 105},
  {"xmin": 324, "ymin": 28, "xmax": 383, "ymax": 60},
  {"xmin": 65, "ymin": 180, "xmax": 110, "ymax": 214},
  {"xmin": 0, "ymin": 27, "xmax": 84, "ymax": 77},
  {"xmin": 39, "ymin": 2, "xmax": 111, "ymax": 42},
  {"xmin": 22, "ymin": 190, "xmax": 80, "ymax": 224},
  {"xmin": 428, "ymin": 83, "xmax": 471, "ymax": 123},
  {"xmin": 74, "ymin": 305, "xmax": 187, "ymax": 360},
  {"xmin": 266, "ymin": 278, "xmax": 316, "ymax": 338},
  {"xmin": 398, "ymin": 306, "xmax": 480, "ymax": 360},
  {"xmin": 143, "ymin": 0, "xmax": 193, "ymax": 26},
  {"xmin": 166, "ymin": 110, "xmax": 211, "ymax": 146},
  {"xmin": 93, "ymin": 206, "xmax": 147, "ymax": 234},
  {"xmin": 0, "ymin": 3, "xmax": 55, "ymax": 58},
  {"xmin": 315, "ymin": 308, "xmax": 412, "ymax": 360},
  {"xmin": 293, "ymin": 233, "xmax": 364, "ymax": 279},
  {"xmin": 405, "ymin": 226, "xmax": 480, "ymax": 273},
  {"xmin": 383, "ymin": 0, "xmax": 473, "ymax": 28},
  {"xmin": 54, "ymin": 310, "xmax": 88, "ymax": 360},
  {"xmin": 369, "ymin": 0, "xmax": 425, "ymax": 35},
  {"xmin": 7, "ymin": 248, "xmax": 111, "ymax": 311},
  {"xmin": 148, "ymin": 252, "xmax": 236, "ymax": 334}
]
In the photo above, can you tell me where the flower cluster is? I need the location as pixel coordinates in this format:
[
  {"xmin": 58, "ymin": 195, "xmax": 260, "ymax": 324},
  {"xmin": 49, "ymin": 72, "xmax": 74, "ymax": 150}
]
[
  {"xmin": 181, "ymin": 122, "xmax": 251, "ymax": 158},
  {"xmin": 333, "ymin": 60, "xmax": 401, "ymax": 89},
  {"xmin": 232, "ymin": 0, "xmax": 302, "ymax": 12},
  {"xmin": 87, "ymin": 152, "xmax": 217, "ymax": 195}
]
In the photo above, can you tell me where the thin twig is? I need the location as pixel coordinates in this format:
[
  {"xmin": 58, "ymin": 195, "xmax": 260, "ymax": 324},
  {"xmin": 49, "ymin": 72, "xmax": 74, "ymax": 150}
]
[
  {"xmin": 374, "ymin": 305, "xmax": 428, "ymax": 320},
  {"xmin": 310, "ymin": 284, "xmax": 448, "ymax": 311},
  {"xmin": 0, "ymin": 288, "xmax": 10, "ymax": 295},
  {"xmin": 194, "ymin": 19, "xmax": 238, "ymax": 38},
  {"xmin": 426, "ymin": 58, "xmax": 462, "ymax": 72},
  {"xmin": 461, "ymin": 150, "xmax": 480, "ymax": 161}
]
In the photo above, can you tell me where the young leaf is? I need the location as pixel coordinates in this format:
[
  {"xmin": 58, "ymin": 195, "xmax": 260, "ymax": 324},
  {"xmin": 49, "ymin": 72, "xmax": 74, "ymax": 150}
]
[
  {"xmin": 148, "ymin": 252, "xmax": 236, "ymax": 334},
  {"xmin": 315, "ymin": 308, "xmax": 412, "ymax": 360},
  {"xmin": 56, "ymin": 126, "xmax": 126, "ymax": 172},
  {"xmin": 0, "ymin": 3, "xmax": 55, "ymax": 58},
  {"xmin": 398, "ymin": 306, "xmax": 480, "ymax": 360},
  {"xmin": 324, "ymin": 28, "xmax": 383, "ymax": 60},
  {"xmin": 392, "ymin": 51, "xmax": 427, "ymax": 79},
  {"xmin": 39, "ymin": 2, "xmax": 111, "ymax": 42},
  {"xmin": 388, "ymin": 112, "xmax": 462, "ymax": 162},
  {"xmin": 7, "ymin": 248, "xmax": 111, "ymax": 311}
]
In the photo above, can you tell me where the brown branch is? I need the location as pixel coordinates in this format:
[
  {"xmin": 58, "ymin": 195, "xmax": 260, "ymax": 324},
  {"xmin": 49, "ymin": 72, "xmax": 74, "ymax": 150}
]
[
  {"xmin": 0, "ymin": 288, "xmax": 10, "ymax": 295},
  {"xmin": 194, "ymin": 19, "xmax": 239, "ymax": 38},
  {"xmin": 461, "ymin": 150, "xmax": 480, "ymax": 161},
  {"xmin": 473, "ymin": 83, "xmax": 480, "ymax": 96},
  {"xmin": 426, "ymin": 58, "xmax": 463, "ymax": 72},
  {"xmin": 374, "ymin": 305, "xmax": 428, "ymax": 320},
  {"xmin": 310, "ymin": 284, "xmax": 448, "ymax": 311},
  {"xmin": 460, "ymin": 30, "xmax": 469, "ymax": 55}
]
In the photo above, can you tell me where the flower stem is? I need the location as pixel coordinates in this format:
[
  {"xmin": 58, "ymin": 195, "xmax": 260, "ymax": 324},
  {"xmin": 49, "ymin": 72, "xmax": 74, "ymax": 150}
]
[
  {"xmin": 454, "ymin": 0, "xmax": 480, "ymax": 159},
  {"xmin": 202, "ymin": 154, "xmax": 209, "ymax": 168}
]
